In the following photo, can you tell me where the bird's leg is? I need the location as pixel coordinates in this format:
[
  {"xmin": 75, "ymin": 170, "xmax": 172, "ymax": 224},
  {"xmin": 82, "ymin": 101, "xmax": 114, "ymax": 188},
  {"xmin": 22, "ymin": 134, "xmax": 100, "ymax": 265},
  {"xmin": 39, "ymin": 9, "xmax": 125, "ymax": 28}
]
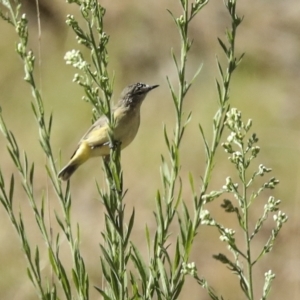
[{"xmin": 108, "ymin": 140, "xmax": 121, "ymax": 150}]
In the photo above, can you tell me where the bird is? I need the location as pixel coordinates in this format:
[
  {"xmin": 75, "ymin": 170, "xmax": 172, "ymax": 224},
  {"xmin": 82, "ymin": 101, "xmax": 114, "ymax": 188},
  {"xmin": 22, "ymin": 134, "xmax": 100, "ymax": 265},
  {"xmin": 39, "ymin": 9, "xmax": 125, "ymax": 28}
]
[{"xmin": 58, "ymin": 82, "xmax": 159, "ymax": 181}]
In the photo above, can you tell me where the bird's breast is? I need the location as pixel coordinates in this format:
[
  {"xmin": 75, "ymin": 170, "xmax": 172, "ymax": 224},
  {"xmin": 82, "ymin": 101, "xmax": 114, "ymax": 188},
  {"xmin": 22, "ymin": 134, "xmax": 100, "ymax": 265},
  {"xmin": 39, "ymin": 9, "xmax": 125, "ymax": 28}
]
[{"xmin": 114, "ymin": 106, "xmax": 141, "ymax": 149}]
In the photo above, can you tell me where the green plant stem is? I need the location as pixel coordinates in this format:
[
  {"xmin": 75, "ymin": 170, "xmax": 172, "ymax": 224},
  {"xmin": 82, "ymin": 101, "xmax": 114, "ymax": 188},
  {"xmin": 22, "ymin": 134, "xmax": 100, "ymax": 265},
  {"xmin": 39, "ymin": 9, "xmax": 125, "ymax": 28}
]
[
  {"xmin": 198, "ymin": 0, "xmax": 240, "ymax": 208},
  {"xmin": 241, "ymin": 151, "xmax": 254, "ymax": 300},
  {"xmin": 66, "ymin": 1, "xmax": 128, "ymax": 298},
  {"xmin": 0, "ymin": 2, "xmax": 90, "ymax": 298},
  {"xmin": 117, "ymin": 187, "xmax": 125, "ymax": 300}
]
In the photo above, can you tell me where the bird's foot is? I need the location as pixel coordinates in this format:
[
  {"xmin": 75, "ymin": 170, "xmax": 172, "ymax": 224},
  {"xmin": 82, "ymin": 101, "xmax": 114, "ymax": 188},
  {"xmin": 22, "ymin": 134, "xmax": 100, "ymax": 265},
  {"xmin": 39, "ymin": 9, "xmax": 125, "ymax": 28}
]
[{"xmin": 108, "ymin": 140, "xmax": 121, "ymax": 150}]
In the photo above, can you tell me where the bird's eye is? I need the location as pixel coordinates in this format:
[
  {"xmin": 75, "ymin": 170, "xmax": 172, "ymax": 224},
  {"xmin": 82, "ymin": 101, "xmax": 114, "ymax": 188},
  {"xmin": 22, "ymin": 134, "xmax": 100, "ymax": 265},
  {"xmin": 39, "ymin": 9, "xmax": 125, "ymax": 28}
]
[{"xmin": 134, "ymin": 83, "xmax": 146, "ymax": 94}]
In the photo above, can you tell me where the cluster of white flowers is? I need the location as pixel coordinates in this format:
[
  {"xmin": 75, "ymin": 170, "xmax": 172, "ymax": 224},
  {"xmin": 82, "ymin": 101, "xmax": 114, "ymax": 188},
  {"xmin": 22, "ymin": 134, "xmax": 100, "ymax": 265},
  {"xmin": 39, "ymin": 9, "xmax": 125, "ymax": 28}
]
[
  {"xmin": 219, "ymin": 228, "xmax": 235, "ymax": 243},
  {"xmin": 262, "ymin": 270, "xmax": 276, "ymax": 297},
  {"xmin": 181, "ymin": 262, "xmax": 196, "ymax": 276},
  {"xmin": 200, "ymin": 209, "xmax": 216, "ymax": 225},
  {"xmin": 64, "ymin": 50, "xmax": 88, "ymax": 70},
  {"xmin": 264, "ymin": 196, "xmax": 280, "ymax": 212},
  {"xmin": 222, "ymin": 176, "xmax": 238, "ymax": 192},
  {"xmin": 258, "ymin": 164, "xmax": 272, "ymax": 176},
  {"xmin": 273, "ymin": 211, "xmax": 288, "ymax": 228}
]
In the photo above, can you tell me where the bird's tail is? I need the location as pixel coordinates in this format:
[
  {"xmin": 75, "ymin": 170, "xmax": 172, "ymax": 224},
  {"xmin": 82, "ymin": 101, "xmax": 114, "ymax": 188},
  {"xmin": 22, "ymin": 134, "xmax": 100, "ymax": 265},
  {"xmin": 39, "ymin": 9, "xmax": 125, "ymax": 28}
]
[
  {"xmin": 58, "ymin": 142, "xmax": 91, "ymax": 181},
  {"xmin": 58, "ymin": 162, "xmax": 79, "ymax": 181}
]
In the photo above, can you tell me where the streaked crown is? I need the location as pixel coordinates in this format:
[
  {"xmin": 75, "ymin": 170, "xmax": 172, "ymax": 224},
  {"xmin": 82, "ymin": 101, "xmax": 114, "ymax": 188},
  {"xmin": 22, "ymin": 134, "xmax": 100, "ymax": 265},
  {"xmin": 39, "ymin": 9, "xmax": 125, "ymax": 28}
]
[{"xmin": 119, "ymin": 82, "xmax": 159, "ymax": 107}]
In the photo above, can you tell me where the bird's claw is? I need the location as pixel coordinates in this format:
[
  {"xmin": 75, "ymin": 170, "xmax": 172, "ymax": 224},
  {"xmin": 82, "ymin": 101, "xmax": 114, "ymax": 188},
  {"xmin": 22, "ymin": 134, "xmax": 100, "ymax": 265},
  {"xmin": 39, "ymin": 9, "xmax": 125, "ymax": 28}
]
[{"xmin": 108, "ymin": 140, "xmax": 121, "ymax": 150}]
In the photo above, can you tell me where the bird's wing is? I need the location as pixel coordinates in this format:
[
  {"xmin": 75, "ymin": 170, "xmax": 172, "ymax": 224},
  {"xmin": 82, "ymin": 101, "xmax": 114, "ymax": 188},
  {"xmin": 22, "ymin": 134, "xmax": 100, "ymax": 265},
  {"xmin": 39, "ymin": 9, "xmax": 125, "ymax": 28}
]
[
  {"xmin": 79, "ymin": 115, "xmax": 110, "ymax": 148},
  {"xmin": 69, "ymin": 108, "xmax": 119, "ymax": 159},
  {"xmin": 69, "ymin": 116, "xmax": 109, "ymax": 159}
]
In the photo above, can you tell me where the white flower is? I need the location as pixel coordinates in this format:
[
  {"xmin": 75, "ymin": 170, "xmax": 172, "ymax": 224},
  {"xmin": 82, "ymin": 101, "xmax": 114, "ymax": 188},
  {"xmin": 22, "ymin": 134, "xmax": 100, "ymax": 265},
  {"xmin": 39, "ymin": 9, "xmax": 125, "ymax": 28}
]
[{"xmin": 64, "ymin": 50, "xmax": 88, "ymax": 69}]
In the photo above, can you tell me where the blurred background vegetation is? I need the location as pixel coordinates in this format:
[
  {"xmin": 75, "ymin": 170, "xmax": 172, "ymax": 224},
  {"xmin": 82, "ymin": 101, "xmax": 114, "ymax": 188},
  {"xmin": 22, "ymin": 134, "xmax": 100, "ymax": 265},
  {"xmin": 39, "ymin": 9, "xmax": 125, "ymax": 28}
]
[{"xmin": 0, "ymin": 0, "xmax": 299, "ymax": 299}]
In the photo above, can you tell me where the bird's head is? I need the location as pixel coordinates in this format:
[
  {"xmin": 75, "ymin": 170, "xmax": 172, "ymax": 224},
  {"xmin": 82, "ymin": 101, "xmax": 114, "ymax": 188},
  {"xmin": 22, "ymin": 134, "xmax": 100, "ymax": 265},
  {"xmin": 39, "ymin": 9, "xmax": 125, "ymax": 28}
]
[{"xmin": 118, "ymin": 82, "xmax": 159, "ymax": 108}]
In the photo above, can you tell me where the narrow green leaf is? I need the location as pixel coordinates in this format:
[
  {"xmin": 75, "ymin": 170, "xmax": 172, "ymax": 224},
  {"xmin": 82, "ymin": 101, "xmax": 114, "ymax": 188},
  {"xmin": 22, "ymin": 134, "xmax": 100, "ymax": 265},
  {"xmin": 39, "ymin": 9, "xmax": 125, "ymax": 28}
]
[
  {"xmin": 166, "ymin": 76, "xmax": 178, "ymax": 106},
  {"xmin": 190, "ymin": 63, "xmax": 203, "ymax": 86},
  {"xmin": 40, "ymin": 193, "xmax": 45, "ymax": 220},
  {"xmin": 217, "ymin": 37, "xmax": 228, "ymax": 56},
  {"xmin": 174, "ymin": 177, "xmax": 182, "ymax": 210},
  {"xmin": 48, "ymin": 249, "xmax": 59, "ymax": 275},
  {"xmin": 216, "ymin": 59, "xmax": 224, "ymax": 79},
  {"xmin": 184, "ymin": 221, "xmax": 194, "ymax": 259},
  {"xmin": 182, "ymin": 202, "xmax": 191, "ymax": 227},
  {"xmin": 23, "ymin": 152, "xmax": 28, "ymax": 175},
  {"xmin": 166, "ymin": 9, "xmax": 178, "ymax": 26},
  {"xmin": 198, "ymin": 124, "xmax": 210, "ymax": 159},
  {"xmin": 7, "ymin": 147, "xmax": 19, "ymax": 169},
  {"xmin": 163, "ymin": 124, "xmax": 170, "ymax": 150},
  {"xmin": 0, "ymin": 169, "xmax": 4, "ymax": 187},
  {"xmin": 9, "ymin": 130, "xmax": 19, "ymax": 153},
  {"xmin": 94, "ymin": 286, "xmax": 111, "ymax": 300},
  {"xmin": 131, "ymin": 243, "xmax": 148, "ymax": 283},
  {"xmin": 172, "ymin": 280, "xmax": 185, "ymax": 300},
  {"xmin": 171, "ymin": 48, "xmax": 179, "ymax": 73},
  {"xmin": 48, "ymin": 112, "xmax": 53, "ymax": 135},
  {"xmin": 178, "ymin": 215, "xmax": 186, "ymax": 245},
  {"xmin": 183, "ymin": 111, "xmax": 192, "ymax": 128},
  {"xmin": 124, "ymin": 208, "xmax": 135, "ymax": 247},
  {"xmin": 9, "ymin": 174, "xmax": 14, "ymax": 203},
  {"xmin": 161, "ymin": 244, "xmax": 172, "ymax": 268},
  {"xmin": 173, "ymin": 238, "xmax": 181, "ymax": 271},
  {"xmin": 55, "ymin": 211, "xmax": 65, "ymax": 232},
  {"xmin": 160, "ymin": 155, "xmax": 171, "ymax": 186},
  {"xmin": 99, "ymin": 244, "xmax": 118, "ymax": 277},
  {"xmin": 34, "ymin": 246, "xmax": 40, "ymax": 279},
  {"xmin": 129, "ymin": 271, "xmax": 140, "ymax": 299},
  {"xmin": 58, "ymin": 260, "xmax": 71, "ymax": 296},
  {"xmin": 31, "ymin": 102, "xmax": 38, "ymax": 118},
  {"xmin": 26, "ymin": 267, "xmax": 34, "ymax": 285},
  {"xmin": 145, "ymin": 224, "xmax": 151, "ymax": 255},
  {"xmin": 237, "ymin": 52, "xmax": 245, "ymax": 65},
  {"xmin": 155, "ymin": 190, "xmax": 164, "ymax": 231},
  {"xmin": 100, "ymin": 257, "xmax": 111, "ymax": 282},
  {"xmin": 153, "ymin": 231, "xmax": 158, "ymax": 254},
  {"xmin": 157, "ymin": 258, "xmax": 169, "ymax": 294},
  {"xmin": 188, "ymin": 172, "xmax": 195, "ymax": 194},
  {"xmin": 29, "ymin": 163, "xmax": 35, "ymax": 185},
  {"xmin": 72, "ymin": 269, "xmax": 79, "ymax": 291},
  {"xmin": 226, "ymin": 28, "xmax": 233, "ymax": 42}
]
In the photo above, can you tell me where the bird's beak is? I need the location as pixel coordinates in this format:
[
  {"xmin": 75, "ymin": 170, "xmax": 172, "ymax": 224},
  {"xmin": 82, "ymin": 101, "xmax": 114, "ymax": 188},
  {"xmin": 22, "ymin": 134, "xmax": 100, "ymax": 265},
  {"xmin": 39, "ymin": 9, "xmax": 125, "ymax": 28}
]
[{"xmin": 148, "ymin": 84, "xmax": 159, "ymax": 91}]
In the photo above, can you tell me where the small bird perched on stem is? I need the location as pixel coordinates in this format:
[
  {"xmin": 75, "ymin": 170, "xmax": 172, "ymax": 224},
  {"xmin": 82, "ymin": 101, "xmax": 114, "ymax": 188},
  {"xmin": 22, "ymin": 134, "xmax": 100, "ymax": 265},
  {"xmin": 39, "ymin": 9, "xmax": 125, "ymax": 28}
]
[{"xmin": 58, "ymin": 82, "xmax": 159, "ymax": 181}]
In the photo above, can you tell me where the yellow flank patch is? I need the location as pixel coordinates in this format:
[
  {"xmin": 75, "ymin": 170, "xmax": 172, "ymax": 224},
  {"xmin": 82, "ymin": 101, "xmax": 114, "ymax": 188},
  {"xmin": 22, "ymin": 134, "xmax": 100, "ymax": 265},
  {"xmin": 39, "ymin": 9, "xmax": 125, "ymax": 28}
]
[
  {"xmin": 85, "ymin": 125, "xmax": 109, "ymax": 147},
  {"xmin": 71, "ymin": 142, "xmax": 91, "ymax": 164}
]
